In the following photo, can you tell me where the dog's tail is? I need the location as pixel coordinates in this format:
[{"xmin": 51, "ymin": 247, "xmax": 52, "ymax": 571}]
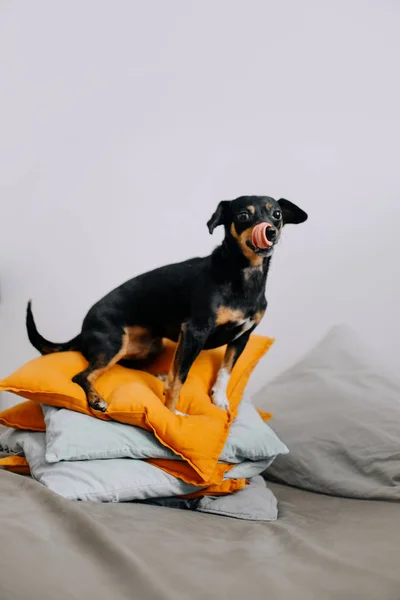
[{"xmin": 26, "ymin": 301, "xmax": 81, "ymax": 355}]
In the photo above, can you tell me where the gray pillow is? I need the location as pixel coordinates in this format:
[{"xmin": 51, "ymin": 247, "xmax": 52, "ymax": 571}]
[
  {"xmin": 253, "ymin": 325, "xmax": 400, "ymax": 500},
  {"xmin": 0, "ymin": 428, "xmax": 275, "ymax": 514},
  {"xmin": 42, "ymin": 395, "xmax": 288, "ymax": 465}
]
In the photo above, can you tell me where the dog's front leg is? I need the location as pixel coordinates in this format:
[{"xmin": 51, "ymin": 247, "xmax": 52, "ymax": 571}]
[
  {"xmin": 211, "ymin": 328, "xmax": 254, "ymax": 410},
  {"xmin": 164, "ymin": 321, "xmax": 211, "ymax": 413}
]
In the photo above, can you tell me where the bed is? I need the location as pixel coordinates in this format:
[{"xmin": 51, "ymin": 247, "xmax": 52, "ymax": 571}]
[
  {"xmin": 1, "ymin": 469, "xmax": 399, "ymax": 600},
  {"xmin": 1, "ymin": 325, "xmax": 400, "ymax": 599}
]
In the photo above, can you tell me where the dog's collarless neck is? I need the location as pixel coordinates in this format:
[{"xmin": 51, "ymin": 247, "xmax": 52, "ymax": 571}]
[{"xmin": 211, "ymin": 241, "xmax": 271, "ymax": 283}]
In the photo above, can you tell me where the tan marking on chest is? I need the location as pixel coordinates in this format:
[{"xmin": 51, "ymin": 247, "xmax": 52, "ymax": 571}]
[{"xmin": 216, "ymin": 306, "xmax": 245, "ymax": 326}]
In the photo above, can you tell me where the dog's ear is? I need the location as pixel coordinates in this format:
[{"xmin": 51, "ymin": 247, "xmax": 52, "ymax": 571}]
[
  {"xmin": 278, "ymin": 199, "xmax": 308, "ymax": 225},
  {"xmin": 207, "ymin": 201, "xmax": 230, "ymax": 234}
]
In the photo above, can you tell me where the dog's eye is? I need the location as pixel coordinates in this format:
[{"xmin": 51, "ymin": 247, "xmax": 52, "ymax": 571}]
[
  {"xmin": 273, "ymin": 209, "xmax": 282, "ymax": 220},
  {"xmin": 237, "ymin": 212, "xmax": 250, "ymax": 222}
]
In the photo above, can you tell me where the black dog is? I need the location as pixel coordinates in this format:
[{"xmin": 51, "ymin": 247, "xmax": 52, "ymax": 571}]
[{"xmin": 26, "ymin": 196, "xmax": 307, "ymax": 413}]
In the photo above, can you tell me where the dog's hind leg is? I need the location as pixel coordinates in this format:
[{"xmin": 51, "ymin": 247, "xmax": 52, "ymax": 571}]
[
  {"xmin": 73, "ymin": 326, "xmax": 158, "ymax": 412},
  {"xmin": 72, "ymin": 335, "xmax": 128, "ymax": 412},
  {"xmin": 118, "ymin": 337, "xmax": 164, "ymax": 370}
]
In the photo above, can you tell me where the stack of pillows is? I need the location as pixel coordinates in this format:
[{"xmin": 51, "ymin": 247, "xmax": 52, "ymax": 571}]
[{"xmin": 0, "ymin": 335, "xmax": 288, "ymax": 510}]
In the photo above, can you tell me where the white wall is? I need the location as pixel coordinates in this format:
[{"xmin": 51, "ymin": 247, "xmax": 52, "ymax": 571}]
[{"xmin": 1, "ymin": 0, "xmax": 399, "ymax": 408}]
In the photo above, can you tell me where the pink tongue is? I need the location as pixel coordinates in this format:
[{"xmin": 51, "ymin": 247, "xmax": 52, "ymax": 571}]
[{"xmin": 252, "ymin": 223, "xmax": 273, "ymax": 249}]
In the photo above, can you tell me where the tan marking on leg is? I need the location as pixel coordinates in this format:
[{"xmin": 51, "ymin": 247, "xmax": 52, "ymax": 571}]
[
  {"xmin": 164, "ymin": 327, "xmax": 185, "ymax": 412},
  {"xmin": 86, "ymin": 334, "xmax": 132, "ymax": 385},
  {"xmin": 215, "ymin": 306, "xmax": 245, "ymax": 326},
  {"xmin": 85, "ymin": 331, "xmax": 163, "ymax": 409},
  {"xmin": 164, "ymin": 375, "xmax": 183, "ymax": 412},
  {"xmin": 81, "ymin": 337, "xmax": 133, "ymax": 412},
  {"xmin": 230, "ymin": 223, "xmax": 263, "ymax": 267},
  {"xmin": 123, "ymin": 326, "xmax": 156, "ymax": 360},
  {"xmin": 222, "ymin": 344, "xmax": 236, "ymax": 373},
  {"xmin": 86, "ymin": 329, "xmax": 146, "ymax": 385}
]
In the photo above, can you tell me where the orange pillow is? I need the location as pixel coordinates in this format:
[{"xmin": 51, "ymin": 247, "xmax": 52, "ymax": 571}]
[
  {"xmin": 0, "ymin": 335, "xmax": 273, "ymax": 484},
  {"xmin": 0, "ymin": 456, "xmax": 31, "ymax": 475},
  {"xmin": 0, "ymin": 401, "xmax": 46, "ymax": 431},
  {"xmin": 0, "ymin": 401, "xmax": 272, "ymax": 434}
]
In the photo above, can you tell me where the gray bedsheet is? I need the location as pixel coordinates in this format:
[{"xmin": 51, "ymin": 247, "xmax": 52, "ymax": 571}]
[{"xmin": 1, "ymin": 469, "xmax": 399, "ymax": 600}]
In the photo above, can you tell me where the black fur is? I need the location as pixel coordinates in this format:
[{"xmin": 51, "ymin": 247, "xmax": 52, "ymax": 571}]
[{"xmin": 26, "ymin": 195, "xmax": 307, "ymax": 412}]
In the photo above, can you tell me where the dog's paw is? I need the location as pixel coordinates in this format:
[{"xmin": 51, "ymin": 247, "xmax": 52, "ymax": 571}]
[
  {"xmin": 88, "ymin": 392, "xmax": 107, "ymax": 413},
  {"xmin": 211, "ymin": 387, "xmax": 230, "ymax": 411},
  {"xmin": 92, "ymin": 401, "xmax": 107, "ymax": 413}
]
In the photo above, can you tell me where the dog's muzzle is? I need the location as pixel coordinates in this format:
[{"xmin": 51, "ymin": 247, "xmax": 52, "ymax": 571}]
[{"xmin": 252, "ymin": 223, "xmax": 277, "ymax": 249}]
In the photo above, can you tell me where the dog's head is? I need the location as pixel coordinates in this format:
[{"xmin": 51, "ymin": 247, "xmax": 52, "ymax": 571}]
[{"xmin": 207, "ymin": 196, "xmax": 307, "ymax": 263}]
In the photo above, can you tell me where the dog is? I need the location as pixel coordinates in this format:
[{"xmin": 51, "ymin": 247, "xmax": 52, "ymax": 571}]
[{"xmin": 26, "ymin": 196, "xmax": 307, "ymax": 413}]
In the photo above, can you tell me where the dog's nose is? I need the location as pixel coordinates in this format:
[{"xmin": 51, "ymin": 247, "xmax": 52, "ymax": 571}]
[{"xmin": 265, "ymin": 227, "xmax": 277, "ymax": 242}]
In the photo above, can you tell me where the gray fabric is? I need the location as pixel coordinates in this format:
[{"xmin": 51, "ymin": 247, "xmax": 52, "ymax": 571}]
[
  {"xmin": 196, "ymin": 475, "xmax": 277, "ymax": 520},
  {"xmin": 42, "ymin": 395, "xmax": 288, "ymax": 464},
  {"xmin": 0, "ymin": 427, "xmax": 24, "ymax": 455},
  {"xmin": 0, "ymin": 429, "xmax": 276, "ymax": 516},
  {"xmin": 1, "ymin": 469, "xmax": 400, "ymax": 600},
  {"xmin": 142, "ymin": 476, "xmax": 277, "ymax": 521},
  {"xmin": 253, "ymin": 325, "xmax": 400, "ymax": 500}
]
